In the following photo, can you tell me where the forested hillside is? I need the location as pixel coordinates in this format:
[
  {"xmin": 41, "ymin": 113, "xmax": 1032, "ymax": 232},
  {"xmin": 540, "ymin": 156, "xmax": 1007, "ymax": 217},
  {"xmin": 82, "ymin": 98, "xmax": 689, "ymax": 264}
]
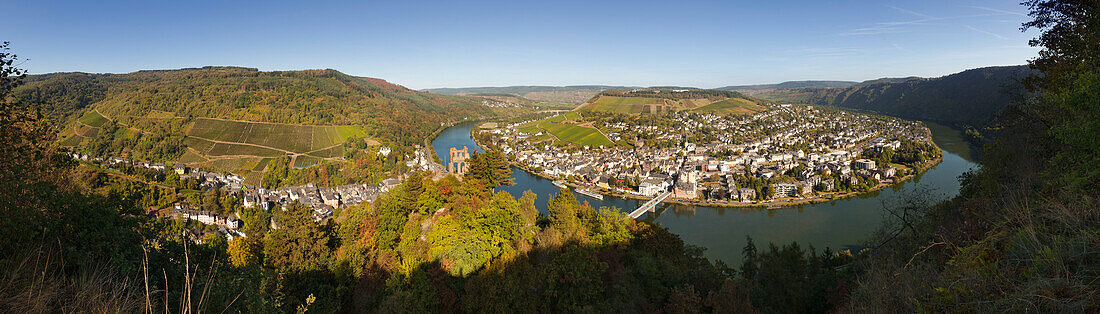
[
  {"xmin": 18, "ymin": 67, "xmax": 495, "ymax": 148},
  {"xmin": 12, "ymin": 67, "xmax": 513, "ymax": 187},
  {"xmin": 749, "ymin": 66, "xmax": 1036, "ymax": 128}
]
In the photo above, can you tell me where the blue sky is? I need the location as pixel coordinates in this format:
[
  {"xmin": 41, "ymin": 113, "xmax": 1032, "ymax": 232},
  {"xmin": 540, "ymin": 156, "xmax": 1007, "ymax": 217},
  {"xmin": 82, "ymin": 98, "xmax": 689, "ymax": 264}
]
[{"xmin": 9, "ymin": 0, "xmax": 1038, "ymax": 89}]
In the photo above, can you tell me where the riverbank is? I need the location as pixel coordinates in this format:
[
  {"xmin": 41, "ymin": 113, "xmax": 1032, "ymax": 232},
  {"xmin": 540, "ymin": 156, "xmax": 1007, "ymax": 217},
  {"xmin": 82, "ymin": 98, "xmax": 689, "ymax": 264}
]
[{"xmin": 473, "ymin": 127, "xmax": 945, "ymax": 209}]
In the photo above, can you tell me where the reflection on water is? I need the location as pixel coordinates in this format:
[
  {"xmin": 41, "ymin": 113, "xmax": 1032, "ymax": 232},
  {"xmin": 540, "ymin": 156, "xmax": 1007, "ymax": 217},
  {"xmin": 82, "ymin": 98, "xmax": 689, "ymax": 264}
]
[{"xmin": 431, "ymin": 121, "xmax": 979, "ymax": 265}]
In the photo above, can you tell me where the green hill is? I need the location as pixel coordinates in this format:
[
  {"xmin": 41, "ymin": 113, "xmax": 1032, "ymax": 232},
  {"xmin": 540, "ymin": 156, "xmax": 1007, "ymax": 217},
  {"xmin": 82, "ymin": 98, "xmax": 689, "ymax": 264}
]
[
  {"xmin": 18, "ymin": 66, "xmax": 495, "ymax": 156},
  {"xmin": 15, "ymin": 67, "xmax": 507, "ymax": 186},
  {"xmin": 578, "ymin": 88, "xmax": 763, "ymax": 115}
]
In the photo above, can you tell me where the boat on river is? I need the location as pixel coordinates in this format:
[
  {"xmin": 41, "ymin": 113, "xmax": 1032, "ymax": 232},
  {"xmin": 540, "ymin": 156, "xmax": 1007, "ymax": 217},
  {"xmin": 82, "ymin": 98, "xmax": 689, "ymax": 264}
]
[
  {"xmin": 552, "ymin": 180, "xmax": 568, "ymax": 189},
  {"xmin": 575, "ymin": 188, "xmax": 605, "ymax": 200}
]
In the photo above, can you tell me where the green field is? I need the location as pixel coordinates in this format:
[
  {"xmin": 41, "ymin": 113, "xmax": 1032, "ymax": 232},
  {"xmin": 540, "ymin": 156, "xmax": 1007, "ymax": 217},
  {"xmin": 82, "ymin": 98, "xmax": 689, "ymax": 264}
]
[
  {"xmin": 517, "ymin": 113, "xmax": 613, "ymax": 147},
  {"xmin": 187, "ymin": 118, "xmax": 367, "ymax": 154},
  {"xmin": 78, "ymin": 110, "xmax": 110, "ymax": 127},
  {"xmin": 693, "ymin": 98, "xmax": 766, "ymax": 115},
  {"xmin": 539, "ymin": 122, "xmax": 614, "ymax": 147}
]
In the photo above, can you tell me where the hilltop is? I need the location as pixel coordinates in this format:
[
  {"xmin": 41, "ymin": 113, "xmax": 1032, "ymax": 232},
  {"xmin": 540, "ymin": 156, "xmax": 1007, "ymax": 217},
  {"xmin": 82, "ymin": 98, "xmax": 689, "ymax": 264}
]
[
  {"xmin": 577, "ymin": 88, "xmax": 765, "ymax": 115},
  {"xmin": 743, "ymin": 66, "xmax": 1036, "ymax": 128},
  {"xmin": 424, "ymin": 85, "xmax": 637, "ymax": 104}
]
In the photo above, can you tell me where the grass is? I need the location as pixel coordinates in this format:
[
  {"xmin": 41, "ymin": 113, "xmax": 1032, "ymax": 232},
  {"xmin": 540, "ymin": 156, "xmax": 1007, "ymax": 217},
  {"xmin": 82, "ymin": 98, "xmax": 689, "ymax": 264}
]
[
  {"xmin": 693, "ymin": 98, "xmax": 765, "ymax": 115},
  {"xmin": 78, "ymin": 110, "xmax": 109, "ymax": 128}
]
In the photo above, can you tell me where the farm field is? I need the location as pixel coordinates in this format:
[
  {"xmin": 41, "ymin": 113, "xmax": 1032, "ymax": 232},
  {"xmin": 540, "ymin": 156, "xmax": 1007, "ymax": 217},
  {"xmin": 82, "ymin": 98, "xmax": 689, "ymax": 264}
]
[
  {"xmin": 693, "ymin": 98, "xmax": 766, "ymax": 115},
  {"xmin": 579, "ymin": 95, "xmax": 733, "ymax": 114},
  {"xmin": 78, "ymin": 110, "xmax": 110, "ymax": 127},
  {"xmin": 517, "ymin": 113, "xmax": 615, "ymax": 148},
  {"xmin": 186, "ymin": 118, "xmax": 367, "ymax": 154},
  {"xmin": 293, "ymin": 155, "xmax": 321, "ymax": 168},
  {"xmin": 539, "ymin": 122, "xmax": 614, "ymax": 147},
  {"xmin": 580, "ymin": 96, "xmax": 664, "ymax": 113},
  {"xmin": 308, "ymin": 145, "xmax": 345, "ymax": 159},
  {"xmin": 205, "ymin": 156, "xmax": 264, "ymax": 173},
  {"xmin": 206, "ymin": 142, "xmax": 285, "ymax": 157},
  {"xmin": 178, "ymin": 150, "xmax": 208, "ymax": 163}
]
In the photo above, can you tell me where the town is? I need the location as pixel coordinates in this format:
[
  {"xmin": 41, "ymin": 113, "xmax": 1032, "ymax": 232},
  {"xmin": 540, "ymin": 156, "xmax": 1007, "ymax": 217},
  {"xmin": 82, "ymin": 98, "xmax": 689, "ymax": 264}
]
[{"xmin": 478, "ymin": 103, "xmax": 940, "ymax": 206}]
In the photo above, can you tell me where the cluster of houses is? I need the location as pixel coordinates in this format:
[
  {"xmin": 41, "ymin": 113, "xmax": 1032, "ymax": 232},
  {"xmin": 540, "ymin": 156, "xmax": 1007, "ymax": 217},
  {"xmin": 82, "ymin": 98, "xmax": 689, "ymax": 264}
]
[
  {"xmin": 240, "ymin": 181, "xmax": 392, "ymax": 221},
  {"xmin": 71, "ymin": 153, "xmax": 405, "ymax": 239},
  {"xmin": 482, "ymin": 103, "xmax": 932, "ymax": 203}
]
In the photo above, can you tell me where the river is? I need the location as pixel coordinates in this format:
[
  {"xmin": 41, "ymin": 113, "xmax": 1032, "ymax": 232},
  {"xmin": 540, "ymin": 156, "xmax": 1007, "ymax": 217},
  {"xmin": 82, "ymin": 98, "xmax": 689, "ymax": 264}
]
[{"xmin": 431, "ymin": 121, "xmax": 978, "ymax": 265}]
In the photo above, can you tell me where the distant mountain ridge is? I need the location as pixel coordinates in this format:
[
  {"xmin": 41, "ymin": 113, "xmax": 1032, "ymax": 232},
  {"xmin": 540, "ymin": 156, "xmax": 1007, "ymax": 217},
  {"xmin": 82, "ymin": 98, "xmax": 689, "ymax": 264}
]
[
  {"xmin": 425, "ymin": 85, "xmax": 638, "ymax": 104},
  {"xmin": 719, "ymin": 80, "xmax": 858, "ymax": 91},
  {"xmin": 747, "ymin": 66, "xmax": 1036, "ymax": 128}
]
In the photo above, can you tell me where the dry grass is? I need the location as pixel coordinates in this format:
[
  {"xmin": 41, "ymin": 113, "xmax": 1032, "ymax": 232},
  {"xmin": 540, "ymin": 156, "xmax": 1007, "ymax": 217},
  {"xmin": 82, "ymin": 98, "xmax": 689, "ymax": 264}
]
[{"xmin": 0, "ymin": 249, "xmax": 141, "ymax": 313}]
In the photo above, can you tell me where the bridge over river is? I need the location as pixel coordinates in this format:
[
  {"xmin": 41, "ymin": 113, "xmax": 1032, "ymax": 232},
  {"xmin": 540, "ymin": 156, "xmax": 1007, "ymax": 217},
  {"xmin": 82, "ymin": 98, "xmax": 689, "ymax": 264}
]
[{"xmin": 628, "ymin": 191, "xmax": 671, "ymax": 219}]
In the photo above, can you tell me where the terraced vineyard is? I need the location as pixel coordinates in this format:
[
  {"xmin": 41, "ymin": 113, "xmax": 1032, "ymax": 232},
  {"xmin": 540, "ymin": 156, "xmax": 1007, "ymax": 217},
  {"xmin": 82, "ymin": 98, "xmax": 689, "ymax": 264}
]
[
  {"xmin": 187, "ymin": 118, "xmax": 367, "ymax": 153},
  {"xmin": 179, "ymin": 118, "xmax": 371, "ymax": 178}
]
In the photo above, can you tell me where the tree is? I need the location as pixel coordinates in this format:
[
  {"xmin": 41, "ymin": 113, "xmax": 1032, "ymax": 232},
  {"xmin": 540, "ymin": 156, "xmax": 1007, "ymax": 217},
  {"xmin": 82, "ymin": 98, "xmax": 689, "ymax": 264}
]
[
  {"xmin": 1022, "ymin": 0, "xmax": 1100, "ymax": 91},
  {"xmin": 263, "ymin": 201, "xmax": 332, "ymax": 270},
  {"xmin": 466, "ymin": 150, "xmax": 515, "ymax": 189},
  {"xmin": 740, "ymin": 236, "xmax": 758, "ymax": 280},
  {"xmin": 1020, "ymin": 0, "xmax": 1100, "ymax": 191},
  {"xmin": 547, "ymin": 188, "xmax": 579, "ymax": 236},
  {"xmin": 0, "ymin": 42, "xmax": 72, "ymax": 258},
  {"xmin": 417, "ymin": 181, "xmax": 445, "ymax": 215}
]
